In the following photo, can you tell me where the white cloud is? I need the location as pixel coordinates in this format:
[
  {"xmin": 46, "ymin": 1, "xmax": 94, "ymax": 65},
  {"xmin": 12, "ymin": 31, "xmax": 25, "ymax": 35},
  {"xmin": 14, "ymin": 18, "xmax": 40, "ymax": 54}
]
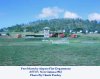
[
  {"xmin": 38, "ymin": 7, "xmax": 63, "ymax": 19},
  {"xmin": 64, "ymin": 11, "xmax": 81, "ymax": 19},
  {"xmin": 88, "ymin": 13, "xmax": 100, "ymax": 21}
]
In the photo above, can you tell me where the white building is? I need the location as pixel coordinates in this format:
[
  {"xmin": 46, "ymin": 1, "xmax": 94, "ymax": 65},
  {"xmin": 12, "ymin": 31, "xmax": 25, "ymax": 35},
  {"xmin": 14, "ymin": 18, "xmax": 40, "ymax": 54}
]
[{"xmin": 43, "ymin": 27, "xmax": 50, "ymax": 38}]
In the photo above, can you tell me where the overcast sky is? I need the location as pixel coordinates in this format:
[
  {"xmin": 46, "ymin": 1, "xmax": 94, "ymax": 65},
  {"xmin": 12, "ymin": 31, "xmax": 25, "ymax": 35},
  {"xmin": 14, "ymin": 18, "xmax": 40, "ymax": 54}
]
[{"xmin": 0, "ymin": 0, "xmax": 100, "ymax": 28}]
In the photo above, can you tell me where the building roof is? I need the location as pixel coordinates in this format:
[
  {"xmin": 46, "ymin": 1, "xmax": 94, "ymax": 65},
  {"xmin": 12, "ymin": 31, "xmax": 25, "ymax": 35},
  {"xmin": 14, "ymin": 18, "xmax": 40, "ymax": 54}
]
[{"xmin": 43, "ymin": 27, "xmax": 50, "ymax": 30}]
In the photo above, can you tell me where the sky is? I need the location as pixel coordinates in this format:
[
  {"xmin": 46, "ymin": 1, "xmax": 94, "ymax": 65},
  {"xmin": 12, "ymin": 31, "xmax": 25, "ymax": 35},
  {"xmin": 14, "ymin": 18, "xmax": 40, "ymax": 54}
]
[{"xmin": 0, "ymin": 0, "xmax": 100, "ymax": 28}]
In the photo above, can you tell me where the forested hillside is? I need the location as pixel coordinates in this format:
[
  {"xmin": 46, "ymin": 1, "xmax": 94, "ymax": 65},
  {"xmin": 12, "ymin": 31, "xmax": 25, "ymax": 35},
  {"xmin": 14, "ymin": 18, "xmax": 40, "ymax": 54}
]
[{"xmin": 1, "ymin": 18, "xmax": 100, "ymax": 33}]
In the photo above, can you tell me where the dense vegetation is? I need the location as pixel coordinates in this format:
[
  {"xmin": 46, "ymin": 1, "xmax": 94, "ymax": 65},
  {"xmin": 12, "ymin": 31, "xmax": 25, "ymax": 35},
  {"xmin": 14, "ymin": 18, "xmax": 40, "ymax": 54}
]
[{"xmin": 0, "ymin": 18, "xmax": 100, "ymax": 33}]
